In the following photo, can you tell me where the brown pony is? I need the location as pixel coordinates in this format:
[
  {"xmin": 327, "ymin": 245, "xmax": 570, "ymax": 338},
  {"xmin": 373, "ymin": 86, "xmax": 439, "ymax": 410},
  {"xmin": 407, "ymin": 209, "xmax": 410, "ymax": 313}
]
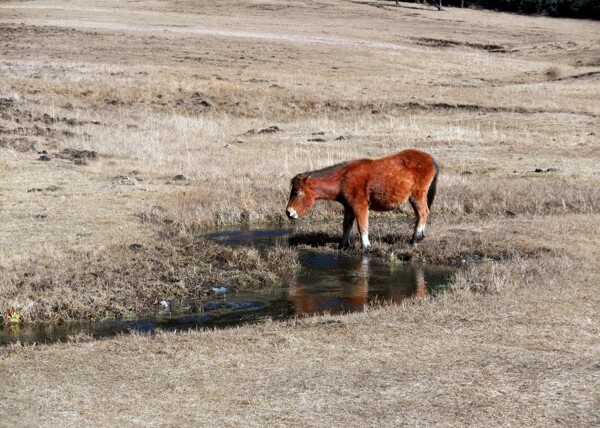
[{"xmin": 286, "ymin": 149, "xmax": 439, "ymax": 249}]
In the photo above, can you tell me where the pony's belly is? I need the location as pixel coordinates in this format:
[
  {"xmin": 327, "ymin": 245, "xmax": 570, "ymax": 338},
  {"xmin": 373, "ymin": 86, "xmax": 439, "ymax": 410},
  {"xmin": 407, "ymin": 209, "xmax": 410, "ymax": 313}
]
[
  {"xmin": 368, "ymin": 179, "xmax": 412, "ymax": 211},
  {"xmin": 369, "ymin": 195, "xmax": 407, "ymax": 211}
]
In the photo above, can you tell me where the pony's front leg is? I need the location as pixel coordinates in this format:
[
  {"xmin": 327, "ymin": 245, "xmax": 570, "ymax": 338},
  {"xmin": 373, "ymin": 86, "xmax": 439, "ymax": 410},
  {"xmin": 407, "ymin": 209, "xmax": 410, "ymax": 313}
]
[
  {"xmin": 341, "ymin": 206, "xmax": 355, "ymax": 248},
  {"xmin": 354, "ymin": 205, "xmax": 371, "ymax": 250}
]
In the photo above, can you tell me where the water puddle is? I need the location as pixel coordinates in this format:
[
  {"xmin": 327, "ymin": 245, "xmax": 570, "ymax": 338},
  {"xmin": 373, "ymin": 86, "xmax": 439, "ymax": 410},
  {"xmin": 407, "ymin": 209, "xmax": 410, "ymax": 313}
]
[{"xmin": 1, "ymin": 227, "xmax": 455, "ymax": 345}]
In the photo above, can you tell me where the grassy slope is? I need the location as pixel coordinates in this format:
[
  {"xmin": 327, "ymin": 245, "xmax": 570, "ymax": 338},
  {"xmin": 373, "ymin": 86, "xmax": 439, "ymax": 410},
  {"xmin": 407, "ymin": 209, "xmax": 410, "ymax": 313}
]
[{"xmin": 0, "ymin": 0, "xmax": 599, "ymax": 425}]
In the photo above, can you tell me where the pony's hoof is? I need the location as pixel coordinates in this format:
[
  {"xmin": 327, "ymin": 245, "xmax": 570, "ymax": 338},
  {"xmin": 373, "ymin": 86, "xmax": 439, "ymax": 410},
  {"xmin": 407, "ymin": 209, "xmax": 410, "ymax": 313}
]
[
  {"xmin": 409, "ymin": 237, "xmax": 422, "ymax": 247},
  {"xmin": 339, "ymin": 241, "xmax": 350, "ymax": 250},
  {"xmin": 410, "ymin": 232, "xmax": 424, "ymax": 247}
]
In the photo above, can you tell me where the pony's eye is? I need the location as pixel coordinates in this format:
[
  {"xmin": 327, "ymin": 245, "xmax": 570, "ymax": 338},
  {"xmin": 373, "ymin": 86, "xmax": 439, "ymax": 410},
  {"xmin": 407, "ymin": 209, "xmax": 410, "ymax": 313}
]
[{"xmin": 293, "ymin": 190, "xmax": 301, "ymax": 197}]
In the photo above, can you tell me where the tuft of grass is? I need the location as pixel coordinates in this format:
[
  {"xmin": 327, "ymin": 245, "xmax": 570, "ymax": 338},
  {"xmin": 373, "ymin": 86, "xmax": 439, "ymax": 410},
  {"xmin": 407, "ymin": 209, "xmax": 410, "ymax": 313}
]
[{"xmin": 545, "ymin": 66, "xmax": 563, "ymax": 80}]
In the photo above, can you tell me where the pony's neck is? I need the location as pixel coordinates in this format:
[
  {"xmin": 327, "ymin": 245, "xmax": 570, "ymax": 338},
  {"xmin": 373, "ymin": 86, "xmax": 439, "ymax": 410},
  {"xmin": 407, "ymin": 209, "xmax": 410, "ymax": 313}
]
[{"xmin": 310, "ymin": 177, "xmax": 341, "ymax": 201}]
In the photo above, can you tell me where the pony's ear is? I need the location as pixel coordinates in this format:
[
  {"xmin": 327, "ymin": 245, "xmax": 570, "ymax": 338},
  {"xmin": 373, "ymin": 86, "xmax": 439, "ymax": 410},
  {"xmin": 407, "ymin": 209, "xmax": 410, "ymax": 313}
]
[{"xmin": 292, "ymin": 174, "xmax": 310, "ymax": 186}]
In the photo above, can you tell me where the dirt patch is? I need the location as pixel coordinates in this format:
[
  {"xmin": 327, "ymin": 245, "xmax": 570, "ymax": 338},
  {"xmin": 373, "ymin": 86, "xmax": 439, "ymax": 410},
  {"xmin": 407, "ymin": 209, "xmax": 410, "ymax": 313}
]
[
  {"xmin": 0, "ymin": 97, "xmax": 16, "ymax": 110},
  {"xmin": 54, "ymin": 148, "xmax": 98, "ymax": 165},
  {"xmin": 26, "ymin": 185, "xmax": 61, "ymax": 193},
  {"xmin": 0, "ymin": 99, "xmax": 101, "ymax": 127},
  {"xmin": 558, "ymin": 70, "xmax": 600, "ymax": 81},
  {"xmin": 242, "ymin": 125, "xmax": 282, "ymax": 135},
  {"xmin": 415, "ymin": 37, "xmax": 507, "ymax": 53},
  {"xmin": 0, "ymin": 136, "xmax": 36, "ymax": 152},
  {"xmin": 0, "ymin": 100, "xmax": 101, "ymax": 154},
  {"xmin": 388, "ymin": 101, "xmax": 599, "ymax": 117}
]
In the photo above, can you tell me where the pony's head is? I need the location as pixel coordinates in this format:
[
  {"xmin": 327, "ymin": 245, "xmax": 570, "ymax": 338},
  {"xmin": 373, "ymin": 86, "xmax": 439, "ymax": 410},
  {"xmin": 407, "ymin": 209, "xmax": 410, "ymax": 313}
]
[{"xmin": 286, "ymin": 174, "xmax": 315, "ymax": 219}]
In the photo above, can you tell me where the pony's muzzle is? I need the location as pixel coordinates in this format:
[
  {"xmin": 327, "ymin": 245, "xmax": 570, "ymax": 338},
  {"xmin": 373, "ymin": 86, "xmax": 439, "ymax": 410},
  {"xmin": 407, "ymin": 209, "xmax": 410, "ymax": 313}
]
[{"xmin": 286, "ymin": 208, "xmax": 298, "ymax": 219}]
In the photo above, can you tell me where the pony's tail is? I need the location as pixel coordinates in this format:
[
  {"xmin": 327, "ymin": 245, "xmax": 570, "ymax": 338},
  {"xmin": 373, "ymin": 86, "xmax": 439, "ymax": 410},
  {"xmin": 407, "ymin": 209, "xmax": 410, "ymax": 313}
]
[{"xmin": 427, "ymin": 161, "xmax": 440, "ymax": 210}]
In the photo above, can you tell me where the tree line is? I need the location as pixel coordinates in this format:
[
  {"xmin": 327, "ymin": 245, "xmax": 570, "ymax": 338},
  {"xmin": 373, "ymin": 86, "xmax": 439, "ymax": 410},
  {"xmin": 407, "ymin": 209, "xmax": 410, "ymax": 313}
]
[{"xmin": 396, "ymin": 0, "xmax": 600, "ymax": 19}]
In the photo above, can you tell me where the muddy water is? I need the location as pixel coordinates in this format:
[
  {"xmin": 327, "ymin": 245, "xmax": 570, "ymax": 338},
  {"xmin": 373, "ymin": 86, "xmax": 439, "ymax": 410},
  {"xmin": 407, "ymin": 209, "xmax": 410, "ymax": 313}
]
[{"xmin": 0, "ymin": 227, "xmax": 455, "ymax": 345}]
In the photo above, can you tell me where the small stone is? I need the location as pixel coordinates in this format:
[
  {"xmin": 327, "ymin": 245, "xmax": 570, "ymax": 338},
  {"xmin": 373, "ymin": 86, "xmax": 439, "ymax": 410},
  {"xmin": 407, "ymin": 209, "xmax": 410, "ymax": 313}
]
[
  {"xmin": 129, "ymin": 243, "xmax": 144, "ymax": 252},
  {"xmin": 258, "ymin": 125, "xmax": 281, "ymax": 134},
  {"xmin": 74, "ymin": 158, "xmax": 88, "ymax": 166}
]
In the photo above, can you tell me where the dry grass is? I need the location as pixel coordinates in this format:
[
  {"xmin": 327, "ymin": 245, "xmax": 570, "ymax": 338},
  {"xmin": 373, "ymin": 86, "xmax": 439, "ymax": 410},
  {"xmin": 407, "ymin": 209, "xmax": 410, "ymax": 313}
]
[
  {"xmin": 1, "ymin": 250, "xmax": 598, "ymax": 426},
  {"xmin": 0, "ymin": 234, "xmax": 298, "ymax": 324},
  {"xmin": 0, "ymin": 0, "xmax": 599, "ymax": 425}
]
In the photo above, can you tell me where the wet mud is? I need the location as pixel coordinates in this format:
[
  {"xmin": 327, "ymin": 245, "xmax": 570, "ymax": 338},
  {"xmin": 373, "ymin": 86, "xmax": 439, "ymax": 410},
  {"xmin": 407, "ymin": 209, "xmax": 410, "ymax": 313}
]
[{"xmin": 1, "ymin": 227, "xmax": 455, "ymax": 345}]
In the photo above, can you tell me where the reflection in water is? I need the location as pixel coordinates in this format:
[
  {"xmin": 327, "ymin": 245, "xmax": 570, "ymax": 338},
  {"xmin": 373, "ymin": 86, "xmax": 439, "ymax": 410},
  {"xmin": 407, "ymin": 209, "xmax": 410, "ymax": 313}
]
[
  {"xmin": 0, "ymin": 227, "xmax": 454, "ymax": 345},
  {"xmin": 289, "ymin": 255, "xmax": 431, "ymax": 316}
]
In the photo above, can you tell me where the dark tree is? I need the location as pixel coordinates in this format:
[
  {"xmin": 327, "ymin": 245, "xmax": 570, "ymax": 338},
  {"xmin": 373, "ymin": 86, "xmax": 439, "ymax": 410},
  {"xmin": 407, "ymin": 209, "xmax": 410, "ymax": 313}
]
[
  {"xmin": 393, "ymin": 0, "xmax": 599, "ymax": 18},
  {"xmin": 396, "ymin": 0, "xmax": 443, "ymax": 10}
]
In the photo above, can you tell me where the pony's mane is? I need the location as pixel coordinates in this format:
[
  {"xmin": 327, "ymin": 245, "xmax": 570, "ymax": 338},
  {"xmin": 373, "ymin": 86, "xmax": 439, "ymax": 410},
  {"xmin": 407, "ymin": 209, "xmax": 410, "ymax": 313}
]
[{"xmin": 303, "ymin": 161, "xmax": 349, "ymax": 179}]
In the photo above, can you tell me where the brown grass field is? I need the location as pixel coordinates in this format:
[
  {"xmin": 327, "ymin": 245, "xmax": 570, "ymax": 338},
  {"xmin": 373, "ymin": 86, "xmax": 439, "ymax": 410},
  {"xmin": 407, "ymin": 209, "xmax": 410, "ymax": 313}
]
[{"xmin": 1, "ymin": 0, "xmax": 599, "ymax": 425}]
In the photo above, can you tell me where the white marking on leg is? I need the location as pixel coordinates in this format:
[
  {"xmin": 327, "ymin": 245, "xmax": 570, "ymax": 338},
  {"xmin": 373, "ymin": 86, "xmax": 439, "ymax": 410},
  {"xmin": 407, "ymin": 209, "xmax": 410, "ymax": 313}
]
[
  {"xmin": 361, "ymin": 232, "xmax": 371, "ymax": 250},
  {"xmin": 417, "ymin": 225, "xmax": 426, "ymax": 235}
]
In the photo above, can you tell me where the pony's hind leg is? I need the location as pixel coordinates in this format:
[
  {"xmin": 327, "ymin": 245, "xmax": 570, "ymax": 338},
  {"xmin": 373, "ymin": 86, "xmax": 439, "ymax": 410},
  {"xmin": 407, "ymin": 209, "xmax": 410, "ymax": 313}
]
[
  {"xmin": 354, "ymin": 204, "xmax": 371, "ymax": 250},
  {"xmin": 341, "ymin": 206, "xmax": 355, "ymax": 248},
  {"xmin": 409, "ymin": 192, "xmax": 429, "ymax": 246}
]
